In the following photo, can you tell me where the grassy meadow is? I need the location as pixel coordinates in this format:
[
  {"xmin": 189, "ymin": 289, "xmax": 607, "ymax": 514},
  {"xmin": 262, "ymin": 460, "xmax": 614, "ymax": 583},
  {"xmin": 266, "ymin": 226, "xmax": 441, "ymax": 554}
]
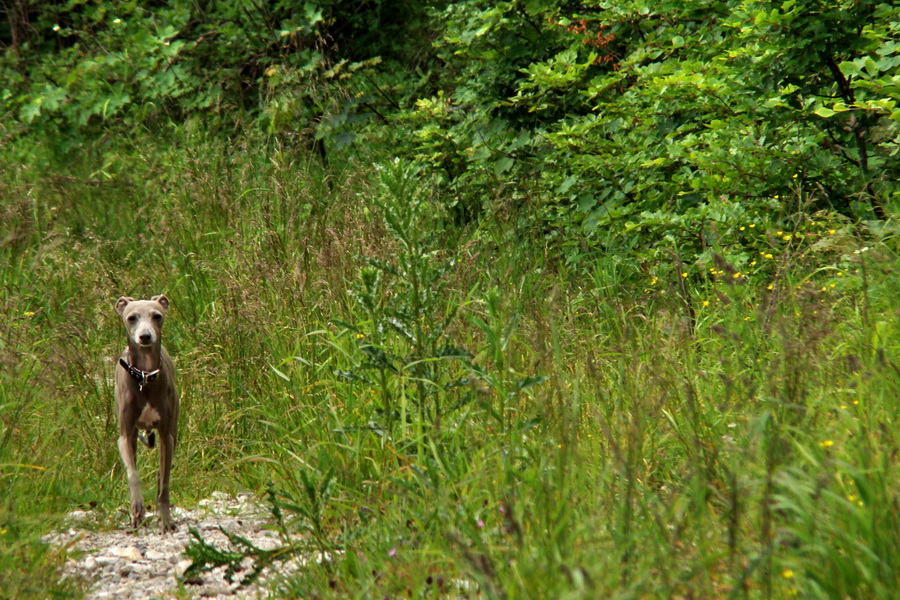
[{"xmin": 1, "ymin": 132, "xmax": 899, "ymax": 599}]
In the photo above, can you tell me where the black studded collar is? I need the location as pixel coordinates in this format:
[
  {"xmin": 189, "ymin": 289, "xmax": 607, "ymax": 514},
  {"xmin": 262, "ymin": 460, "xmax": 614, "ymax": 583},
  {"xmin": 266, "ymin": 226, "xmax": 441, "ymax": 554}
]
[{"xmin": 119, "ymin": 356, "xmax": 160, "ymax": 392}]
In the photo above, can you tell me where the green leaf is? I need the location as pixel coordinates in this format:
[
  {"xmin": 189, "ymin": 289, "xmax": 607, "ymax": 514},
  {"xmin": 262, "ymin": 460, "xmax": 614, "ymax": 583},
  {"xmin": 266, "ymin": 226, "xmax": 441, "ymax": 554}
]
[
  {"xmin": 20, "ymin": 101, "xmax": 42, "ymax": 123},
  {"xmin": 556, "ymin": 176, "xmax": 577, "ymax": 195},
  {"xmin": 839, "ymin": 61, "xmax": 862, "ymax": 77},
  {"xmin": 863, "ymin": 57, "xmax": 878, "ymax": 76},
  {"xmin": 494, "ymin": 156, "xmax": 514, "ymax": 174},
  {"xmin": 270, "ymin": 366, "xmax": 290, "ymax": 381}
]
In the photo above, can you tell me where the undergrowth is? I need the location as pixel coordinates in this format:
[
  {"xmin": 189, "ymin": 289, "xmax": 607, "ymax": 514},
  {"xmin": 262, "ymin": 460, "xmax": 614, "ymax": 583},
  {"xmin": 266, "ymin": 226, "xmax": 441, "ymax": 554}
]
[{"xmin": 1, "ymin": 132, "xmax": 897, "ymax": 599}]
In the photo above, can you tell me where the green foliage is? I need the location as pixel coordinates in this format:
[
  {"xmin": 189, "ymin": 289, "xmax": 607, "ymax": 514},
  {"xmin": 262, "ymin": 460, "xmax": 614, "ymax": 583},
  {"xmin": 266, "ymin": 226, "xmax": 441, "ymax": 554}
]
[
  {"xmin": 183, "ymin": 479, "xmax": 337, "ymax": 586},
  {"xmin": 5, "ymin": 0, "xmax": 895, "ymax": 264},
  {"xmin": 402, "ymin": 0, "xmax": 898, "ymax": 273},
  {"xmin": 2, "ymin": 2, "xmax": 900, "ymax": 599},
  {"xmin": 2, "ymin": 126, "xmax": 899, "ymax": 598},
  {"xmin": 334, "ymin": 159, "xmax": 547, "ymax": 451},
  {"xmin": 0, "ymin": 0, "xmax": 430, "ymax": 152},
  {"xmin": 341, "ymin": 161, "xmax": 468, "ymax": 435}
]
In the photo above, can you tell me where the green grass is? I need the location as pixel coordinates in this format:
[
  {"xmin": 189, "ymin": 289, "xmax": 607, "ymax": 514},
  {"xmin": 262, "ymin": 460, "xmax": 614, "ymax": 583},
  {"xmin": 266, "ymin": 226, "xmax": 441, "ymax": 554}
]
[{"xmin": 1, "ymin": 132, "xmax": 898, "ymax": 599}]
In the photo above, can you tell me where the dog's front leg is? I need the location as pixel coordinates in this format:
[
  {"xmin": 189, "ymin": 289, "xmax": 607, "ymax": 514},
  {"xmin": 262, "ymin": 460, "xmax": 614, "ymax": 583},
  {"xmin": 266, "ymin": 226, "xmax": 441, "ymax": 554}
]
[
  {"xmin": 157, "ymin": 430, "xmax": 175, "ymax": 533},
  {"xmin": 117, "ymin": 432, "xmax": 145, "ymax": 528}
]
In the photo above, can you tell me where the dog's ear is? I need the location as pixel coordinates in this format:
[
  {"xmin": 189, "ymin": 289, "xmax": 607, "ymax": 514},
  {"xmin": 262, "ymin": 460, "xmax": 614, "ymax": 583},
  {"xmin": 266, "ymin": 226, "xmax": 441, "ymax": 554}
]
[
  {"xmin": 115, "ymin": 297, "xmax": 134, "ymax": 315},
  {"xmin": 151, "ymin": 295, "xmax": 169, "ymax": 312}
]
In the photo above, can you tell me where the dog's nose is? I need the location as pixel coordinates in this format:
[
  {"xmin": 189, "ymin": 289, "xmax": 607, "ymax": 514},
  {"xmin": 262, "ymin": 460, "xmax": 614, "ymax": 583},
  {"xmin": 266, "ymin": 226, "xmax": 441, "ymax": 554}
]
[{"xmin": 139, "ymin": 332, "xmax": 153, "ymax": 344}]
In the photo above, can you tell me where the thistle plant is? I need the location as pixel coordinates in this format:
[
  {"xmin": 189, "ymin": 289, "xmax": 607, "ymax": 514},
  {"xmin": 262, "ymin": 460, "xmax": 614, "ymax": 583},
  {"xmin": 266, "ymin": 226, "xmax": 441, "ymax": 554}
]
[{"xmin": 344, "ymin": 160, "xmax": 465, "ymax": 441}]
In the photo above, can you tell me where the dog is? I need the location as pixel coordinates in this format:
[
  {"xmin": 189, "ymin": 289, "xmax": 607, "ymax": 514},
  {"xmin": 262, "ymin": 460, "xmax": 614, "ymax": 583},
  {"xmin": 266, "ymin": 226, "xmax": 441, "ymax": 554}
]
[{"xmin": 114, "ymin": 295, "xmax": 179, "ymax": 533}]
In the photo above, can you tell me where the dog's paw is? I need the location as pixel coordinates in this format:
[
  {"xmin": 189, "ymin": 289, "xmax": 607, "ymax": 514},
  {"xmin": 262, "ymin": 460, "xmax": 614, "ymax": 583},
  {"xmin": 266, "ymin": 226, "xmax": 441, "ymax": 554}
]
[
  {"xmin": 131, "ymin": 501, "xmax": 145, "ymax": 528},
  {"xmin": 158, "ymin": 504, "xmax": 175, "ymax": 533},
  {"xmin": 159, "ymin": 514, "xmax": 176, "ymax": 533},
  {"xmin": 159, "ymin": 519, "xmax": 176, "ymax": 534}
]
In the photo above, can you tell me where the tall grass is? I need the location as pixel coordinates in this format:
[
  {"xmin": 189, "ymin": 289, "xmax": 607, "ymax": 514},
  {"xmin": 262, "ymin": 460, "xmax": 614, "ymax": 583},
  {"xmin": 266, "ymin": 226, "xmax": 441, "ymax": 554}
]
[{"xmin": 1, "ymin": 131, "xmax": 898, "ymax": 599}]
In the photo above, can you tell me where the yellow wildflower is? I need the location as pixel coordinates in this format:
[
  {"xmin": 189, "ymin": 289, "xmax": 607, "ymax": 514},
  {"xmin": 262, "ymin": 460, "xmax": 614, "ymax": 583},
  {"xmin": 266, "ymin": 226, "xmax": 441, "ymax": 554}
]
[{"xmin": 820, "ymin": 440, "xmax": 834, "ymax": 448}]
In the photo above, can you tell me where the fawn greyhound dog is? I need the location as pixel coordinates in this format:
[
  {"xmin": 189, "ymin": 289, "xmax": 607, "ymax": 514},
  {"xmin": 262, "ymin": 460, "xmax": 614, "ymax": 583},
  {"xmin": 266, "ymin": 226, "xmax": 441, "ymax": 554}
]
[{"xmin": 115, "ymin": 295, "xmax": 179, "ymax": 533}]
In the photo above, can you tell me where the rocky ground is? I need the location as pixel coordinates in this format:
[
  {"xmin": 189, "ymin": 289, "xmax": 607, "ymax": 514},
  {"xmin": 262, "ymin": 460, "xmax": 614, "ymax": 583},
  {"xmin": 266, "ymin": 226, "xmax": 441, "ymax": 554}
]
[{"xmin": 43, "ymin": 492, "xmax": 295, "ymax": 599}]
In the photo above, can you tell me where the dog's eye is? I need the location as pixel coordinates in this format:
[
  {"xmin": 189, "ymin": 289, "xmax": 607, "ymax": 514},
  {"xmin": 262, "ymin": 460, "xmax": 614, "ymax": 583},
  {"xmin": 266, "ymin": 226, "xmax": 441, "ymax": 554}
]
[
  {"xmin": 152, "ymin": 313, "xmax": 163, "ymax": 321},
  {"xmin": 127, "ymin": 315, "xmax": 137, "ymax": 323}
]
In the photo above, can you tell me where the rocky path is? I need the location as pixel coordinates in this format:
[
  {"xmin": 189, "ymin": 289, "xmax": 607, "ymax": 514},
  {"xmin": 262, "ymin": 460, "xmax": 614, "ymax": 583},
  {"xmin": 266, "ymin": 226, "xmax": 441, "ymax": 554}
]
[{"xmin": 44, "ymin": 492, "xmax": 290, "ymax": 599}]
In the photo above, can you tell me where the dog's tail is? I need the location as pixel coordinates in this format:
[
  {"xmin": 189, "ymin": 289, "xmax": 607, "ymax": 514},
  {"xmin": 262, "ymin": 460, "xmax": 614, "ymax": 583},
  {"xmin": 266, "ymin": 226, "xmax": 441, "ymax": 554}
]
[{"xmin": 137, "ymin": 431, "xmax": 156, "ymax": 448}]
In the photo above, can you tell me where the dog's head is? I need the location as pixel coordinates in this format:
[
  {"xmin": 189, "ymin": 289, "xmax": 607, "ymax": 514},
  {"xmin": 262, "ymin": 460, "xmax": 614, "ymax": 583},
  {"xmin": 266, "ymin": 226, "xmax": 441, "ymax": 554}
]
[{"xmin": 116, "ymin": 295, "xmax": 169, "ymax": 347}]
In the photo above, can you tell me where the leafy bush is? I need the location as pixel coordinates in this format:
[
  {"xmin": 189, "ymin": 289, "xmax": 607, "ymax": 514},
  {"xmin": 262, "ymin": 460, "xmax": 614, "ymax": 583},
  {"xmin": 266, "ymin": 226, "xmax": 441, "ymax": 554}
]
[
  {"xmin": 402, "ymin": 0, "xmax": 898, "ymax": 273},
  {"xmin": 0, "ymin": 0, "xmax": 430, "ymax": 153}
]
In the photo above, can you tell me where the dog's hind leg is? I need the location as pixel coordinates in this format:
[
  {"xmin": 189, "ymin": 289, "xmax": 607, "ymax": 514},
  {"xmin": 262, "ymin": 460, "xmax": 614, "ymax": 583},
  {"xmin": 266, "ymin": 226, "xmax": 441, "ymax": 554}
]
[{"xmin": 117, "ymin": 432, "xmax": 145, "ymax": 528}]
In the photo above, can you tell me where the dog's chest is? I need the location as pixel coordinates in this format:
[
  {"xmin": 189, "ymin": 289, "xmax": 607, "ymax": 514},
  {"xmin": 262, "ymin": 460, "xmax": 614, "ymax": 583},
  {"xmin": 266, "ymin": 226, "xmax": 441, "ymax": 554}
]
[{"xmin": 137, "ymin": 402, "xmax": 162, "ymax": 428}]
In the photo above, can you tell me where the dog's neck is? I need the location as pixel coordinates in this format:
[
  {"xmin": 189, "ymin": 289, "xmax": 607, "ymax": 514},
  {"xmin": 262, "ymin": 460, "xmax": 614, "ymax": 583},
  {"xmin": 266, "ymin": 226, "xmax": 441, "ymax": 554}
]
[{"xmin": 126, "ymin": 342, "xmax": 162, "ymax": 373}]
